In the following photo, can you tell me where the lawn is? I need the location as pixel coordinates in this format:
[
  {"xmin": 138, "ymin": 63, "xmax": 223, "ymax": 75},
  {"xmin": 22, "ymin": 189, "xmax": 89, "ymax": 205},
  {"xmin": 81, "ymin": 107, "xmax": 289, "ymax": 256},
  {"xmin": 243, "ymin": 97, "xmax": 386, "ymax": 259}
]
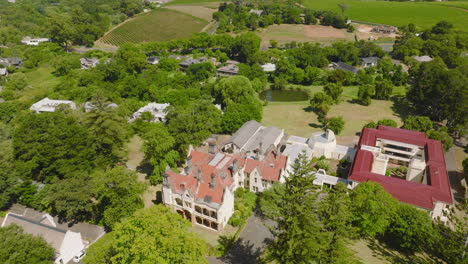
[
  {"xmin": 303, "ymin": 0, "xmax": 468, "ymax": 31},
  {"xmin": 262, "ymin": 86, "xmax": 407, "ymax": 143},
  {"xmin": 99, "ymin": 8, "xmax": 208, "ymax": 46},
  {"xmin": 18, "ymin": 66, "xmax": 62, "ymax": 103}
]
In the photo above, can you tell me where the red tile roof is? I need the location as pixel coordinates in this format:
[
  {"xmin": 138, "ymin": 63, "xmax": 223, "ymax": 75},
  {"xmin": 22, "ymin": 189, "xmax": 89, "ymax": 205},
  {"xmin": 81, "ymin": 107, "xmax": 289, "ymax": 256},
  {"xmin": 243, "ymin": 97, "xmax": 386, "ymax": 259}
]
[
  {"xmin": 166, "ymin": 150, "xmax": 287, "ymax": 206},
  {"xmin": 349, "ymin": 126, "xmax": 453, "ymax": 210}
]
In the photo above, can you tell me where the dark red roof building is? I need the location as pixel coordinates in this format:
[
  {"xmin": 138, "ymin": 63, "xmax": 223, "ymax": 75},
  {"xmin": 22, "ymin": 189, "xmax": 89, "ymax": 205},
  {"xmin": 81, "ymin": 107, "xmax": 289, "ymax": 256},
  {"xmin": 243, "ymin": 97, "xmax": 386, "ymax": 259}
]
[{"xmin": 349, "ymin": 126, "xmax": 453, "ymax": 218}]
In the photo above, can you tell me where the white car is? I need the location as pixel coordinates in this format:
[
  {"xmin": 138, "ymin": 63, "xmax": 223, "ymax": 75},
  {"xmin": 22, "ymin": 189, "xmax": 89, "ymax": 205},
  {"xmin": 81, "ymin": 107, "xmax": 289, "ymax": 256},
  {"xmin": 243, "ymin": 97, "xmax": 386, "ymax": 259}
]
[{"xmin": 73, "ymin": 251, "xmax": 86, "ymax": 263}]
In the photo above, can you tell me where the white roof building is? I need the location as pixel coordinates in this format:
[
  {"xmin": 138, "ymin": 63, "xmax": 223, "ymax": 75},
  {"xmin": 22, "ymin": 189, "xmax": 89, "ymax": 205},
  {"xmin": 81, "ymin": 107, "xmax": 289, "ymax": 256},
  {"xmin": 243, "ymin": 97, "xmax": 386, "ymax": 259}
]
[
  {"xmin": 412, "ymin": 55, "xmax": 433, "ymax": 63},
  {"xmin": 0, "ymin": 68, "xmax": 7, "ymax": 76},
  {"xmin": 21, "ymin": 36, "xmax": 49, "ymax": 46},
  {"xmin": 80, "ymin": 58, "xmax": 99, "ymax": 69},
  {"xmin": 261, "ymin": 63, "xmax": 276, "ymax": 72},
  {"xmin": 129, "ymin": 102, "xmax": 170, "ymax": 123},
  {"xmin": 30, "ymin": 97, "xmax": 76, "ymax": 113},
  {"xmin": 84, "ymin": 101, "xmax": 118, "ymax": 112},
  {"xmin": 1, "ymin": 212, "xmax": 85, "ymax": 264}
]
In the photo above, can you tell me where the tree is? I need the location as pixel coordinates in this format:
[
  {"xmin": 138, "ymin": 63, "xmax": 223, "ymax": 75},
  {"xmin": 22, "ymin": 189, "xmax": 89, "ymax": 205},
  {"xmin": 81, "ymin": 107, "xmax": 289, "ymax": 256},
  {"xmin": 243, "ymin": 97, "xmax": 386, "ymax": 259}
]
[
  {"xmin": 0, "ymin": 123, "xmax": 16, "ymax": 209},
  {"xmin": 83, "ymin": 205, "xmax": 208, "ymax": 264},
  {"xmin": 46, "ymin": 13, "xmax": 75, "ymax": 48},
  {"xmin": 350, "ymin": 182, "xmax": 398, "ymax": 237},
  {"xmin": 364, "ymin": 119, "xmax": 398, "ymax": 129},
  {"xmin": 323, "ymin": 83, "xmax": 343, "ymax": 104},
  {"xmin": 326, "ymin": 116, "xmax": 345, "ymax": 135},
  {"xmin": 357, "ymin": 84, "xmax": 374, "ymax": 106},
  {"xmin": 142, "ymin": 123, "xmax": 179, "ymax": 184},
  {"xmin": 91, "ymin": 167, "xmax": 146, "ymax": 229},
  {"xmin": 337, "ymin": 3, "xmax": 349, "ymax": 15},
  {"xmin": 85, "ymin": 99, "xmax": 129, "ymax": 166},
  {"xmin": 268, "ymin": 152, "xmax": 327, "ymax": 263},
  {"xmin": 407, "ymin": 59, "xmax": 467, "ymax": 128},
  {"xmin": 46, "ymin": 176, "xmax": 95, "ymax": 222},
  {"xmin": 187, "ymin": 62, "xmax": 215, "ymax": 81},
  {"xmin": 318, "ymin": 183, "xmax": 360, "ymax": 264},
  {"xmin": 231, "ymin": 32, "xmax": 261, "ymax": 63},
  {"xmin": 259, "ymin": 182, "xmax": 285, "ymax": 220},
  {"xmin": 402, "ymin": 116, "xmax": 433, "ymax": 132},
  {"xmin": 385, "ymin": 203, "xmax": 435, "ymax": 253},
  {"xmin": 373, "ymin": 79, "xmax": 393, "ymax": 100},
  {"xmin": 13, "ymin": 112, "xmax": 96, "ymax": 182},
  {"xmin": 0, "ymin": 224, "xmax": 55, "ymax": 264},
  {"xmin": 166, "ymin": 100, "xmax": 222, "ymax": 155},
  {"xmin": 427, "ymin": 128, "xmax": 453, "ymax": 151}
]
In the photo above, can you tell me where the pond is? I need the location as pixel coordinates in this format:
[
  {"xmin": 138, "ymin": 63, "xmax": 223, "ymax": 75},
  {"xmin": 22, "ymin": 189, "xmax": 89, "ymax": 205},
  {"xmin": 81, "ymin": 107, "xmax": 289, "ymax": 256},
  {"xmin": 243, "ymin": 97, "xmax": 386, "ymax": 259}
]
[{"xmin": 259, "ymin": 89, "xmax": 309, "ymax": 102}]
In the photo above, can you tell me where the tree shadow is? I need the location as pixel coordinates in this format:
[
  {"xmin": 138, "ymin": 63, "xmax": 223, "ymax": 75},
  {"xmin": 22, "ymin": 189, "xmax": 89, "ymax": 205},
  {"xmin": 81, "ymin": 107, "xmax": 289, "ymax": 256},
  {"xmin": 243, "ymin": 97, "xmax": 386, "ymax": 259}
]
[
  {"xmin": 136, "ymin": 161, "xmax": 153, "ymax": 176},
  {"xmin": 367, "ymin": 239, "xmax": 440, "ymax": 264},
  {"xmin": 152, "ymin": 191, "xmax": 163, "ymax": 205},
  {"xmin": 220, "ymin": 238, "xmax": 262, "ymax": 264},
  {"xmin": 303, "ymin": 106, "xmax": 314, "ymax": 113},
  {"xmin": 308, "ymin": 123, "xmax": 322, "ymax": 129},
  {"xmin": 390, "ymin": 95, "xmax": 414, "ymax": 120}
]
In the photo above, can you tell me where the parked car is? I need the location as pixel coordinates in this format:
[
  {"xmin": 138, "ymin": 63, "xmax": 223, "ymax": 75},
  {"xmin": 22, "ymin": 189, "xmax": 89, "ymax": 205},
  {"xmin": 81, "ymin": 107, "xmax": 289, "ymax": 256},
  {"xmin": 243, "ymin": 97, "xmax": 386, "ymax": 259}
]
[{"xmin": 73, "ymin": 251, "xmax": 86, "ymax": 263}]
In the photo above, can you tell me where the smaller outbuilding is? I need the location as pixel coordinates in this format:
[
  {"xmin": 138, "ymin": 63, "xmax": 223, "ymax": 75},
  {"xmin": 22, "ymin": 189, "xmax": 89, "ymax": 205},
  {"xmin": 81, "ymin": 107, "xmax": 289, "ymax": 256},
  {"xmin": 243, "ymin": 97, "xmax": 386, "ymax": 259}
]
[
  {"xmin": 412, "ymin": 55, "xmax": 433, "ymax": 63},
  {"xmin": 147, "ymin": 56, "xmax": 160, "ymax": 65},
  {"xmin": 217, "ymin": 63, "xmax": 239, "ymax": 77},
  {"xmin": 329, "ymin": 62, "xmax": 359, "ymax": 74},
  {"xmin": 30, "ymin": 97, "xmax": 76, "ymax": 113},
  {"xmin": 21, "ymin": 36, "xmax": 49, "ymax": 46},
  {"xmin": 129, "ymin": 102, "xmax": 171, "ymax": 123},
  {"xmin": 0, "ymin": 57, "xmax": 22, "ymax": 68},
  {"xmin": 0, "ymin": 68, "xmax": 7, "ymax": 76},
  {"xmin": 261, "ymin": 63, "xmax": 276, "ymax": 72},
  {"xmin": 80, "ymin": 57, "xmax": 99, "ymax": 69},
  {"xmin": 360, "ymin": 57, "xmax": 379, "ymax": 68}
]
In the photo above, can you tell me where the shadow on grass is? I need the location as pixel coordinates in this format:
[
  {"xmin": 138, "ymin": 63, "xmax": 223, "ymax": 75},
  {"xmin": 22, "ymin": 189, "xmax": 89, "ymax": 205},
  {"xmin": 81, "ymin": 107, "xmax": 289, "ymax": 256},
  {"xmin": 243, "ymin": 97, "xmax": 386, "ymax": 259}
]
[
  {"xmin": 308, "ymin": 123, "xmax": 322, "ymax": 129},
  {"xmin": 303, "ymin": 106, "xmax": 314, "ymax": 113},
  {"xmin": 367, "ymin": 239, "xmax": 441, "ymax": 264},
  {"xmin": 391, "ymin": 95, "xmax": 413, "ymax": 120},
  {"xmin": 153, "ymin": 191, "xmax": 163, "ymax": 205},
  {"xmin": 136, "ymin": 161, "xmax": 153, "ymax": 176}
]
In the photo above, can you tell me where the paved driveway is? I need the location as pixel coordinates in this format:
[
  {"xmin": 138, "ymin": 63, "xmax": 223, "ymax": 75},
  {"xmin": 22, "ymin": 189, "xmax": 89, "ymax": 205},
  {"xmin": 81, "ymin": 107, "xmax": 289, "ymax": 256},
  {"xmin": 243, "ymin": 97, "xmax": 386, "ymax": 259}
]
[
  {"xmin": 207, "ymin": 213, "xmax": 275, "ymax": 264},
  {"xmin": 445, "ymin": 148, "xmax": 465, "ymax": 200}
]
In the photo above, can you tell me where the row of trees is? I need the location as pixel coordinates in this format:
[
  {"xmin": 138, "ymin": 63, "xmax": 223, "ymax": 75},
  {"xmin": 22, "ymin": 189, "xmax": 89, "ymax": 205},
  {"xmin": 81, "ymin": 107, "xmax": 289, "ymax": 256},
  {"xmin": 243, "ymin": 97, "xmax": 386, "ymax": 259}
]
[
  {"xmin": 213, "ymin": 2, "xmax": 348, "ymax": 33},
  {"xmin": 260, "ymin": 153, "xmax": 467, "ymax": 264}
]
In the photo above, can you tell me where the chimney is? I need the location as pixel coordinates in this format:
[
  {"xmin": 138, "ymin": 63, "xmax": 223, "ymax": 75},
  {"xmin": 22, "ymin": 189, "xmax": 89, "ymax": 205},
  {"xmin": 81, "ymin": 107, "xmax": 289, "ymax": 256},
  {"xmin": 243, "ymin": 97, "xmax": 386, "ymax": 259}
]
[
  {"xmin": 185, "ymin": 156, "xmax": 193, "ymax": 174},
  {"xmin": 209, "ymin": 173, "xmax": 216, "ymax": 189}
]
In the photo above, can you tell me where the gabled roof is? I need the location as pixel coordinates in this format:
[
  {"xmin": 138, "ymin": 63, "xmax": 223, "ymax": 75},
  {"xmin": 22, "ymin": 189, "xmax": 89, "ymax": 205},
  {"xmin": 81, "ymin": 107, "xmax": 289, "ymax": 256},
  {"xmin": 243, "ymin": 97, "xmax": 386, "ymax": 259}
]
[
  {"xmin": 229, "ymin": 120, "xmax": 262, "ymax": 149},
  {"xmin": 332, "ymin": 62, "xmax": 358, "ymax": 74},
  {"xmin": 360, "ymin": 57, "xmax": 378, "ymax": 64},
  {"xmin": 349, "ymin": 126, "xmax": 453, "ymax": 210}
]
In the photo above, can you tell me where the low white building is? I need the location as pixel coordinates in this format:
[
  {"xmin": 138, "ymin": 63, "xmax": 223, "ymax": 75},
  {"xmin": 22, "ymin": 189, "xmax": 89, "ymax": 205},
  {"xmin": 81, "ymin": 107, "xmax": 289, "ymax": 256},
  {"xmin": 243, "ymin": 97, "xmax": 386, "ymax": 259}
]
[
  {"xmin": 412, "ymin": 55, "xmax": 433, "ymax": 63},
  {"xmin": 80, "ymin": 58, "xmax": 99, "ymax": 69},
  {"xmin": 30, "ymin": 97, "xmax": 76, "ymax": 113},
  {"xmin": 84, "ymin": 101, "xmax": 118, "ymax": 112},
  {"xmin": 0, "ymin": 68, "xmax": 7, "ymax": 76},
  {"xmin": 129, "ymin": 102, "xmax": 170, "ymax": 123},
  {"xmin": 21, "ymin": 36, "xmax": 49, "ymax": 46},
  {"xmin": 2, "ymin": 212, "xmax": 85, "ymax": 264},
  {"xmin": 261, "ymin": 63, "xmax": 276, "ymax": 72}
]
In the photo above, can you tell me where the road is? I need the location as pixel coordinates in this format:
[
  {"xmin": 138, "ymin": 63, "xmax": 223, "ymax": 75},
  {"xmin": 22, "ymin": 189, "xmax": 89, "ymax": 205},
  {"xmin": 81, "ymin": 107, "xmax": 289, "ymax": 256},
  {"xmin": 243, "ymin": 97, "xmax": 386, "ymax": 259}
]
[{"xmin": 207, "ymin": 213, "xmax": 274, "ymax": 264}]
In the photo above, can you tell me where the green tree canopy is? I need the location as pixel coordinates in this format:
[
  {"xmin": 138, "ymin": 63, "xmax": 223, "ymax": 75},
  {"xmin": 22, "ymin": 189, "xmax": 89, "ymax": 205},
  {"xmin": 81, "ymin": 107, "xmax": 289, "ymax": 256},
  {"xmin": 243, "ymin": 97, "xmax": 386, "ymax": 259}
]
[
  {"xmin": 350, "ymin": 182, "xmax": 399, "ymax": 237},
  {"xmin": 402, "ymin": 116, "xmax": 433, "ymax": 132},
  {"xmin": 0, "ymin": 224, "xmax": 55, "ymax": 264},
  {"xmin": 326, "ymin": 116, "xmax": 345, "ymax": 135},
  {"xmin": 83, "ymin": 205, "xmax": 208, "ymax": 264}
]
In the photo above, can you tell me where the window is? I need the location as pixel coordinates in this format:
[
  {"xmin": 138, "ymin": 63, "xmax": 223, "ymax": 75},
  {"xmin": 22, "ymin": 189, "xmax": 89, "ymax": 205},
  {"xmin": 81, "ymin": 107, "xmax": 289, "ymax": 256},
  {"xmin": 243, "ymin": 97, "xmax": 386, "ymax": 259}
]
[
  {"xmin": 210, "ymin": 211, "xmax": 217, "ymax": 219},
  {"xmin": 253, "ymin": 186, "xmax": 258, "ymax": 192},
  {"xmin": 195, "ymin": 206, "xmax": 202, "ymax": 213},
  {"xmin": 175, "ymin": 198, "xmax": 183, "ymax": 206},
  {"xmin": 184, "ymin": 201, "xmax": 192, "ymax": 208},
  {"xmin": 254, "ymin": 178, "xmax": 257, "ymax": 183}
]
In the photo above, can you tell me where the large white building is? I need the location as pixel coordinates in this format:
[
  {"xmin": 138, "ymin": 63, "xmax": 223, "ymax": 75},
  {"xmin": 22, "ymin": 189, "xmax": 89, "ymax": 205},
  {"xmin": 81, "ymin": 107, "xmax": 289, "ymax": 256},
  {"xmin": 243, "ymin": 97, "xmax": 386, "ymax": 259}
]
[{"xmin": 162, "ymin": 149, "xmax": 287, "ymax": 231}]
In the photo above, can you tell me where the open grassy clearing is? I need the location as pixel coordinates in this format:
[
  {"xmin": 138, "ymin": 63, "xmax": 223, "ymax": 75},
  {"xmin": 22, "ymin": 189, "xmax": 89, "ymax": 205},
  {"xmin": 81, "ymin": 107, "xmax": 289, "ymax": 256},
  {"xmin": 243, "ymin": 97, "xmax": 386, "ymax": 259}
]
[
  {"xmin": 17, "ymin": 66, "xmax": 62, "ymax": 103},
  {"xmin": 167, "ymin": 0, "xmax": 220, "ymax": 6},
  {"xmin": 99, "ymin": 8, "xmax": 207, "ymax": 46},
  {"xmin": 303, "ymin": 0, "xmax": 468, "ymax": 31},
  {"xmin": 166, "ymin": 4, "xmax": 216, "ymax": 21},
  {"xmin": 262, "ymin": 86, "xmax": 407, "ymax": 143}
]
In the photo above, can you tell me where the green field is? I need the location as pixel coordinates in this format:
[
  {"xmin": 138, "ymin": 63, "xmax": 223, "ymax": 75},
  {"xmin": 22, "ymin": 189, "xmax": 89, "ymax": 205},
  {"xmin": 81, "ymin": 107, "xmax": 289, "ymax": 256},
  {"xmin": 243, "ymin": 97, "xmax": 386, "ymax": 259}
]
[
  {"xmin": 303, "ymin": 0, "xmax": 468, "ymax": 31},
  {"xmin": 100, "ymin": 8, "xmax": 208, "ymax": 46},
  {"xmin": 262, "ymin": 86, "xmax": 407, "ymax": 142}
]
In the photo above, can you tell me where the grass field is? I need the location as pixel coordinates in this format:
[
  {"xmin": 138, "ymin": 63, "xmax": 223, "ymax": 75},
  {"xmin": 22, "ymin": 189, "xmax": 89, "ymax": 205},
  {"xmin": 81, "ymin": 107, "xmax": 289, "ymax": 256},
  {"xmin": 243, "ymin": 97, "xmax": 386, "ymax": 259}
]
[
  {"xmin": 262, "ymin": 86, "xmax": 407, "ymax": 143},
  {"xmin": 19, "ymin": 66, "xmax": 62, "ymax": 103},
  {"xmin": 302, "ymin": 0, "xmax": 468, "ymax": 31},
  {"xmin": 99, "ymin": 8, "xmax": 207, "ymax": 46}
]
